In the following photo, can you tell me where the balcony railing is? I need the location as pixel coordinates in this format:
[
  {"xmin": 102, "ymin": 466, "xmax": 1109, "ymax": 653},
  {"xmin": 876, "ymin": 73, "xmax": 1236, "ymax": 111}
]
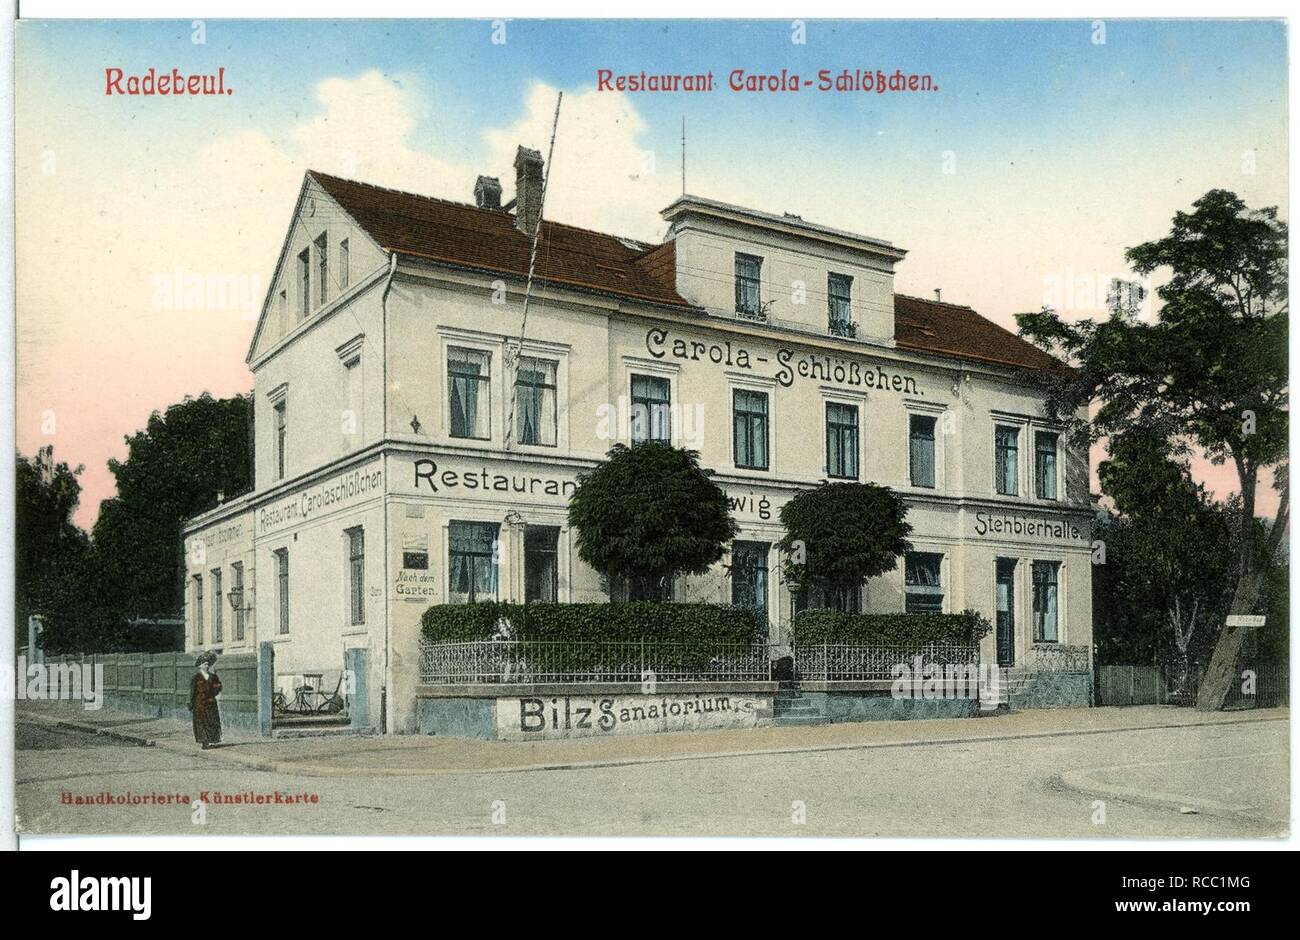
[{"xmin": 708, "ymin": 305, "xmax": 875, "ymax": 344}]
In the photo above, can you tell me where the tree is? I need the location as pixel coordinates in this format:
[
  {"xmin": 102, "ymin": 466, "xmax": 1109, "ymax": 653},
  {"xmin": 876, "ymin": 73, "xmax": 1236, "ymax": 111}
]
[
  {"xmin": 1092, "ymin": 431, "xmax": 1235, "ymax": 693},
  {"xmin": 777, "ymin": 481, "xmax": 912, "ymax": 612},
  {"xmin": 1017, "ymin": 190, "xmax": 1287, "ymax": 709},
  {"xmin": 14, "ymin": 447, "xmax": 111, "ymax": 653},
  {"xmin": 568, "ymin": 443, "xmax": 738, "ymax": 601},
  {"xmin": 93, "ymin": 393, "xmax": 254, "ymax": 621}
]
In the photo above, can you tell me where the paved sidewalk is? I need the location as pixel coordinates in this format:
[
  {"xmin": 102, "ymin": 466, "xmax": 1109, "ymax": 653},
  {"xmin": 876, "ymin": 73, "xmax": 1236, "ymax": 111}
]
[{"xmin": 17, "ymin": 699, "xmax": 1287, "ymax": 778}]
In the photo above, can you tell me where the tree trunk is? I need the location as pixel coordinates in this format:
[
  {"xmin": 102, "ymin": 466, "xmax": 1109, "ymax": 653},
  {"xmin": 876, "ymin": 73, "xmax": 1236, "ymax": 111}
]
[{"xmin": 1196, "ymin": 464, "xmax": 1288, "ymax": 710}]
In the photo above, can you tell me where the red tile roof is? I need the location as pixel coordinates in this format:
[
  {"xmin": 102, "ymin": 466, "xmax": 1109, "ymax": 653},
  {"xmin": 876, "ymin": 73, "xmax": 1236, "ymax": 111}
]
[
  {"xmin": 310, "ymin": 171, "xmax": 691, "ymax": 308},
  {"xmin": 894, "ymin": 294, "xmax": 1068, "ymax": 374},
  {"xmin": 311, "ymin": 171, "xmax": 1066, "ymax": 374}
]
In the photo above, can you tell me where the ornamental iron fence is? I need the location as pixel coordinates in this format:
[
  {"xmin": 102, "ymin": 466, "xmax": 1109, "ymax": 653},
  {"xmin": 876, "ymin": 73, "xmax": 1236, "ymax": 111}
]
[
  {"xmin": 419, "ymin": 638, "xmax": 775, "ymax": 685},
  {"xmin": 792, "ymin": 642, "xmax": 980, "ymax": 682},
  {"xmin": 419, "ymin": 638, "xmax": 981, "ymax": 686},
  {"xmin": 1022, "ymin": 643, "xmax": 1092, "ymax": 674}
]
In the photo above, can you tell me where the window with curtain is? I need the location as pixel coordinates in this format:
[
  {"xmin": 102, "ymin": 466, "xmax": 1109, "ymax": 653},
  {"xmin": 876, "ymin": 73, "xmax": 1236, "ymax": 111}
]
[
  {"xmin": 211, "ymin": 568, "xmax": 223, "ymax": 643},
  {"xmin": 1032, "ymin": 561, "xmax": 1060, "ymax": 642},
  {"xmin": 734, "ymin": 253, "xmax": 763, "ymax": 318},
  {"xmin": 733, "ymin": 388, "xmax": 769, "ymax": 470},
  {"xmin": 515, "ymin": 356, "xmax": 557, "ymax": 446},
  {"xmin": 904, "ymin": 552, "xmax": 944, "ymax": 613},
  {"xmin": 825, "ymin": 402, "xmax": 858, "ymax": 479},
  {"xmin": 524, "ymin": 526, "xmax": 560, "ymax": 603},
  {"xmin": 449, "ymin": 521, "xmax": 499, "ymax": 603},
  {"xmin": 730, "ymin": 541, "xmax": 770, "ymax": 620},
  {"xmin": 1035, "ymin": 431, "xmax": 1059, "ymax": 500},
  {"xmin": 630, "ymin": 374, "xmax": 672, "ymax": 444},
  {"xmin": 828, "ymin": 272, "xmax": 852, "ymax": 331},
  {"xmin": 348, "ymin": 527, "xmax": 365, "ymax": 626},
  {"xmin": 995, "ymin": 425, "xmax": 1019, "ymax": 495},
  {"xmin": 448, "ymin": 347, "xmax": 491, "ymax": 440},
  {"xmin": 909, "ymin": 414, "xmax": 936, "ymax": 487}
]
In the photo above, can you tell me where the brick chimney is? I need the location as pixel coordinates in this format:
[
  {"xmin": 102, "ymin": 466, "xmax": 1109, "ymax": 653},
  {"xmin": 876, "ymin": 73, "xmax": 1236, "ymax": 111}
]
[
  {"xmin": 513, "ymin": 146, "xmax": 544, "ymax": 234},
  {"xmin": 474, "ymin": 175, "xmax": 502, "ymax": 210}
]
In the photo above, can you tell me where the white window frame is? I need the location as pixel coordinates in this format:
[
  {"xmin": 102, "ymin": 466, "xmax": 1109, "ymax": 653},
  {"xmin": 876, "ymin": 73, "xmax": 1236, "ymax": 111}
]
[
  {"xmin": 297, "ymin": 248, "xmax": 310, "ymax": 319},
  {"xmin": 821, "ymin": 389, "xmax": 866, "ymax": 481},
  {"xmin": 991, "ymin": 415, "xmax": 1028, "ymax": 499},
  {"xmin": 268, "ymin": 383, "xmax": 288, "ymax": 482},
  {"xmin": 1031, "ymin": 424, "xmax": 1065, "ymax": 503},
  {"xmin": 345, "ymin": 526, "xmax": 366, "ymax": 629},
  {"xmin": 621, "ymin": 355, "xmax": 680, "ymax": 447},
  {"xmin": 903, "ymin": 548, "xmax": 948, "ymax": 614},
  {"xmin": 210, "ymin": 566, "xmax": 223, "ymax": 644},
  {"xmin": 728, "ymin": 373, "xmax": 777, "ymax": 475},
  {"xmin": 905, "ymin": 400, "xmax": 947, "ymax": 492},
  {"xmin": 337, "ymin": 335, "xmax": 364, "ymax": 452},
  {"xmin": 444, "ymin": 517, "xmax": 503, "ymax": 605},
  {"xmin": 510, "ymin": 337, "xmax": 571, "ymax": 453},
  {"xmin": 273, "ymin": 547, "xmax": 290, "ymax": 637},
  {"xmin": 314, "ymin": 231, "xmax": 329, "ymax": 309},
  {"xmin": 193, "ymin": 573, "xmax": 204, "ymax": 646},
  {"xmin": 438, "ymin": 327, "xmax": 505, "ymax": 446},
  {"xmin": 1031, "ymin": 557, "xmax": 1067, "ymax": 644}
]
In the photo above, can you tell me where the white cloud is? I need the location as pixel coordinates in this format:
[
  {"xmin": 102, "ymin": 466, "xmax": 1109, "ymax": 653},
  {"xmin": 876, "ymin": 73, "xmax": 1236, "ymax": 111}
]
[
  {"xmin": 16, "ymin": 69, "xmax": 671, "ymax": 526},
  {"xmin": 483, "ymin": 81, "xmax": 676, "ymax": 241}
]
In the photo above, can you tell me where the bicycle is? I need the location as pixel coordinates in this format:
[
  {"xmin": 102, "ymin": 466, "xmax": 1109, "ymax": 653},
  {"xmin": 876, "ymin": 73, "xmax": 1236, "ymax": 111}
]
[{"xmin": 271, "ymin": 674, "xmax": 347, "ymax": 716}]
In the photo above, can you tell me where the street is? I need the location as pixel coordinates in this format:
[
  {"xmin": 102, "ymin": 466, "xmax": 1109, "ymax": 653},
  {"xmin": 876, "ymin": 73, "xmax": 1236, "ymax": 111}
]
[{"xmin": 15, "ymin": 711, "xmax": 1289, "ymax": 838}]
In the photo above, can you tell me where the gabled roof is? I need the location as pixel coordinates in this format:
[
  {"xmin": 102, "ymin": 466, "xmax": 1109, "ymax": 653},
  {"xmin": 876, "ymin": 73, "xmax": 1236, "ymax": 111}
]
[
  {"xmin": 306, "ymin": 170, "xmax": 1065, "ymax": 375},
  {"xmin": 308, "ymin": 171, "xmax": 691, "ymax": 308},
  {"xmin": 894, "ymin": 294, "xmax": 1068, "ymax": 374}
]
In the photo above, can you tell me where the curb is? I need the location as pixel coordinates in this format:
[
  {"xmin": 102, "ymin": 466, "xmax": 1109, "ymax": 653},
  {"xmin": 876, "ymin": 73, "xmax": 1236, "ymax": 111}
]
[
  {"xmin": 147, "ymin": 710, "xmax": 1288, "ymax": 779},
  {"xmin": 53, "ymin": 720, "xmax": 156, "ymax": 748},
  {"xmin": 1051, "ymin": 764, "xmax": 1275, "ymax": 823}
]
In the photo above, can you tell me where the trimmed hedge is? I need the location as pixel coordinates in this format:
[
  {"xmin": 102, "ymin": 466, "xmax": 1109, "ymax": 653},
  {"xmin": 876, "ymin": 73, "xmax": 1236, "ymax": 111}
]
[
  {"xmin": 421, "ymin": 601, "xmax": 765, "ymax": 645},
  {"xmin": 791, "ymin": 609, "xmax": 992, "ymax": 647}
]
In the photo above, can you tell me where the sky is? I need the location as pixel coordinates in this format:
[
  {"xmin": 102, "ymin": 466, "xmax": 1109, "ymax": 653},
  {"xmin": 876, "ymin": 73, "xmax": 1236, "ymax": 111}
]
[{"xmin": 14, "ymin": 18, "xmax": 1289, "ymax": 528}]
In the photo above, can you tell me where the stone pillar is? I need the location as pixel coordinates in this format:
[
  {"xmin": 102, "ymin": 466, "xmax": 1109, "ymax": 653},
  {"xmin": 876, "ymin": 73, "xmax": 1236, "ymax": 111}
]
[
  {"xmin": 501, "ymin": 510, "xmax": 526, "ymax": 603},
  {"xmin": 257, "ymin": 641, "xmax": 275, "ymax": 736}
]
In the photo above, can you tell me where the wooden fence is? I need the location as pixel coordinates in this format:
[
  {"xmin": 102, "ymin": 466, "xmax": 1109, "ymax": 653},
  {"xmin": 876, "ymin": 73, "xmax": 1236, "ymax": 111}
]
[
  {"xmin": 1096, "ymin": 665, "xmax": 1166, "ymax": 706},
  {"xmin": 45, "ymin": 650, "xmax": 261, "ymax": 729},
  {"xmin": 1097, "ymin": 660, "xmax": 1289, "ymax": 709}
]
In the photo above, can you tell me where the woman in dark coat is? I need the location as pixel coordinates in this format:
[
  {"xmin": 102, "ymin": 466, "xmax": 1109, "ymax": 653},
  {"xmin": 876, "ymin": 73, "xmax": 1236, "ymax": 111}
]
[{"xmin": 189, "ymin": 652, "xmax": 223, "ymax": 748}]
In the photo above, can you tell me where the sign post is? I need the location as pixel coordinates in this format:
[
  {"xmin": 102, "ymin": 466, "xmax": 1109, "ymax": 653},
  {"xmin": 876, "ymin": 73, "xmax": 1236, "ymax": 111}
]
[
  {"xmin": 1225, "ymin": 615, "xmax": 1266, "ymax": 630},
  {"xmin": 27, "ymin": 615, "xmax": 44, "ymax": 666}
]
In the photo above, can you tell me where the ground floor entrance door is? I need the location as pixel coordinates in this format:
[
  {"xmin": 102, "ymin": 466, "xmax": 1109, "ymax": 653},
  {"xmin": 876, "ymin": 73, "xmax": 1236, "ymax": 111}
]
[{"xmin": 996, "ymin": 558, "xmax": 1016, "ymax": 667}]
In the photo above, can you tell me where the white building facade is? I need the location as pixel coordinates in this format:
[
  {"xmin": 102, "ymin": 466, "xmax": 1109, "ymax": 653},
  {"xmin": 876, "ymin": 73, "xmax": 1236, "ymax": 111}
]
[{"xmin": 182, "ymin": 151, "xmax": 1094, "ymax": 733}]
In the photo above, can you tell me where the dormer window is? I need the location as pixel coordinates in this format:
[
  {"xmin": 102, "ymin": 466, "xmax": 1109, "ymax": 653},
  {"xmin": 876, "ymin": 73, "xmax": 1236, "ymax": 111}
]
[{"xmin": 734, "ymin": 253, "xmax": 763, "ymax": 320}]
